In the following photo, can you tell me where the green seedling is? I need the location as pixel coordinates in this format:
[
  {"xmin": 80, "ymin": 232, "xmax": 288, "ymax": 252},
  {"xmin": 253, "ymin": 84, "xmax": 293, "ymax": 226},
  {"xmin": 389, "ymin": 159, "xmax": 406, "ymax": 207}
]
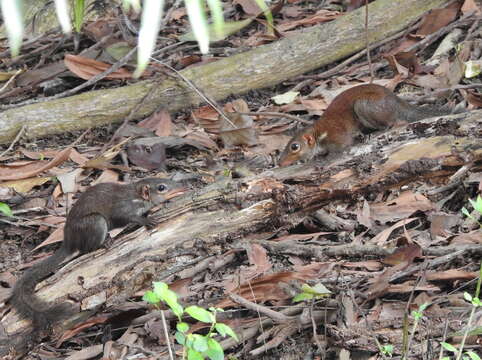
[{"xmin": 144, "ymin": 282, "xmax": 238, "ymax": 360}]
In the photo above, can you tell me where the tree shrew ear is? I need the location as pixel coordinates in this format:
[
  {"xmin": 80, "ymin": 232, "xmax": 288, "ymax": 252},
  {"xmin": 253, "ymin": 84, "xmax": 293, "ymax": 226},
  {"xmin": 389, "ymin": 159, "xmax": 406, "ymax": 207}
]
[
  {"xmin": 141, "ymin": 185, "xmax": 150, "ymax": 201},
  {"xmin": 302, "ymin": 133, "xmax": 316, "ymax": 147}
]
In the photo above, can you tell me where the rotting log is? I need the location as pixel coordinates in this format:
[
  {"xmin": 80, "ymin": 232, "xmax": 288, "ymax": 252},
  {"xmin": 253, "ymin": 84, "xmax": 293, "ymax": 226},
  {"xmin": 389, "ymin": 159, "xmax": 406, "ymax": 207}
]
[
  {"xmin": 0, "ymin": 0, "xmax": 450, "ymax": 144},
  {"xmin": 1, "ymin": 110, "xmax": 481, "ymax": 355}
]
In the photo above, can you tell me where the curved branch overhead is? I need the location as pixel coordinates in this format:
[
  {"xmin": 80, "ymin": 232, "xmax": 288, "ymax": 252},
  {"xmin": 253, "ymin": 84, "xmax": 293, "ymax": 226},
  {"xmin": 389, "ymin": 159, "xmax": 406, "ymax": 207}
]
[{"xmin": 0, "ymin": 0, "xmax": 449, "ymax": 144}]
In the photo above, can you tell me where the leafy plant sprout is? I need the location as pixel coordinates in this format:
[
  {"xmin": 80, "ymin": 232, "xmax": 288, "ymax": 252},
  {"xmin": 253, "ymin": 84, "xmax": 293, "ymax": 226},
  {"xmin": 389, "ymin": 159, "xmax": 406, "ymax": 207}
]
[{"xmin": 143, "ymin": 281, "xmax": 238, "ymax": 360}]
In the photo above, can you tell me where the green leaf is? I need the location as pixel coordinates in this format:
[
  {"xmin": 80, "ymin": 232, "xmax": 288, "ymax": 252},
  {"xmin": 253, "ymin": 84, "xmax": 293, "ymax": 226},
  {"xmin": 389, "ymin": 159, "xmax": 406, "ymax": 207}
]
[
  {"xmin": 180, "ymin": 19, "xmax": 253, "ymax": 43},
  {"xmin": 192, "ymin": 334, "xmax": 208, "ymax": 352},
  {"xmin": 467, "ymin": 350, "xmax": 482, "ymax": 360},
  {"xmin": 252, "ymin": 0, "xmax": 273, "ymax": 34},
  {"xmin": 462, "ymin": 207, "xmax": 473, "ymax": 219},
  {"xmin": 441, "ymin": 357, "xmax": 450, "ymax": 360},
  {"xmin": 0, "ymin": 202, "xmax": 13, "ymax": 217},
  {"xmin": 153, "ymin": 282, "xmax": 169, "ymax": 296},
  {"xmin": 205, "ymin": 338, "xmax": 224, "ymax": 360},
  {"xmin": 187, "ymin": 348, "xmax": 204, "ymax": 360},
  {"xmin": 470, "ymin": 195, "xmax": 482, "ymax": 214},
  {"xmin": 175, "ymin": 331, "xmax": 186, "ymax": 345},
  {"xmin": 441, "ymin": 342, "xmax": 458, "ymax": 353},
  {"xmin": 214, "ymin": 323, "xmax": 238, "ymax": 341},
  {"xmin": 464, "ymin": 292, "xmax": 473, "ymax": 302},
  {"xmin": 293, "ymin": 292, "xmax": 313, "ymax": 303},
  {"xmin": 418, "ymin": 302, "xmax": 430, "ymax": 312},
  {"xmin": 301, "ymin": 283, "xmax": 332, "ymax": 296},
  {"xmin": 186, "ymin": 306, "xmax": 214, "ymax": 323},
  {"xmin": 177, "ymin": 322, "xmax": 189, "ymax": 333},
  {"xmin": 142, "ymin": 290, "xmax": 160, "ymax": 304},
  {"xmin": 153, "ymin": 282, "xmax": 184, "ymax": 316},
  {"xmin": 73, "ymin": 0, "xmax": 85, "ymax": 33}
]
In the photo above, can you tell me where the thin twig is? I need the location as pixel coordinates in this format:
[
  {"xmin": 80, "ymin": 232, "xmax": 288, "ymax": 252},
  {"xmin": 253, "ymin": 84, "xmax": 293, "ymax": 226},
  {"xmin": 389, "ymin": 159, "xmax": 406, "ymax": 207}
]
[
  {"xmin": 160, "ymin": 310, "xmax": 175, "ymax": 360},
  {"xmin": 239, "ymin": 111, "xmax": 312, "ymax": 125},
  {"xmin": 0, "ymin": 125, "xmax": 26, "ymax": 158},
  {"xmin": 365, "ymin": 0, "xmax": 374, "ymax": 82},
  {"xmin": 101, "ymin": 80, "xmax": 161, "ymax": 152},
  {"xmin": 149, "ymin": 57, "xmax": 238, "ymax": 129}
]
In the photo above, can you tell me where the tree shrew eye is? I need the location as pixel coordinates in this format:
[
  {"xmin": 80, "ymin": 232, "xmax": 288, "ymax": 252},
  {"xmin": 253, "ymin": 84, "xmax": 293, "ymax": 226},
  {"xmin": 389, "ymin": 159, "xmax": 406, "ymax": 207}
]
[
  {"xmin": 158, "ymin": 184, "xmax": 167, "ymax": 192},
  {"xmin": 290, "ymin": 142, "xmax": 300, "ymax": 152}
]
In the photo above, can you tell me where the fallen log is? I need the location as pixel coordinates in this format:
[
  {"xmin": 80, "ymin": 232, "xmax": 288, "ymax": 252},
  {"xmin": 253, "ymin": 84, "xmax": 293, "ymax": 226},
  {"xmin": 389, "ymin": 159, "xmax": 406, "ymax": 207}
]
[
  {"xmin": 1, "ymin": 110, "xmax": 480, "ymax": 355},
  {"xmin": 0, "ymin": 0, "xmax": 450, "ymax": 144}
]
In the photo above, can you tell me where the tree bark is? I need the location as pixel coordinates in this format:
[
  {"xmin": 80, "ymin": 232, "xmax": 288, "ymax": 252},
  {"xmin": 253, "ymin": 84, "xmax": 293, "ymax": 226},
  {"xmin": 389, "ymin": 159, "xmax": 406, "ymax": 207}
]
[
  {"xmin": 1, "ymin": 110, "xmax": 480, "ymax": 355},
  {"xmin": 0, "ymin": 0, "xmax": 450, "ymax": 144}
]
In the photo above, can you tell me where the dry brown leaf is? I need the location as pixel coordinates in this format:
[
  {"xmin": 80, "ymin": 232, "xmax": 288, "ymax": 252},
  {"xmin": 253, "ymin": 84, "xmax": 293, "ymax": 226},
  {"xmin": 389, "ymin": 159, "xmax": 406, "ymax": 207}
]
[
  {"xmin": 139, "ymin": 110, "xmax": 173, "ymax": 137},
  {"xmin": 64, "ymin": 54, "xmax": 132, "ymax": 80},
  {"xmin": 342, "ymin": 260, "xmax": 383, "ymax": 271},
  {"xmin": 426, "ymin": 269, "xmax": 479, "ymax": 281},
  {"xmin": 0, "ymin": 176, "xmax": 52, "ymax": 193},
  {"xmin": 33, "ymin": 226, "xmax": 64, "ymax": 251},
  {"xmin": 370, "ymin": 191, "xmax": 434, "ymax": 224},
  {"xmin": 219, "ymin": 112, "xmax": 258, "ymax": 148},
  {"xmin": 387, "ymin": 282, "xmax": 440, "ymax": 294},
  {"xmin": 416, "ymin": 2, "xmax": 461, "ymax": 36},
  {"xmin": 0, "ymin": 148, "xmax": 71, "ymax": 181},
  {"xmin": 184, "ymin": 131, "xmax": 218, "ymax": 150},
  {"xmin": 450, "ymin": 229, "xmax": 482, "ymax": 244},
  {"xmin": 365, "ymin": 261, "xmax": 410, "ymax": 300},
  {"xmin": 382, "ymin": 243, "xmax": 423, "ymax": 266},
  {"xmin": 461, "ymin": 0, "xmax": 481, "ymax": 15},
  {"xmin": 430, "ymin": 214, "xmax": 460, "ymax": 238},
  {"xmin": 465, "ymin": 89, "xmax": 482, "ymax": 108},
  {"xmin": 278, "ymin": 9, "xmax": 340, "ymax": 31},
  {"xmin": 370, "ymin": 218, "xmax": 419, "ymax": 246}
]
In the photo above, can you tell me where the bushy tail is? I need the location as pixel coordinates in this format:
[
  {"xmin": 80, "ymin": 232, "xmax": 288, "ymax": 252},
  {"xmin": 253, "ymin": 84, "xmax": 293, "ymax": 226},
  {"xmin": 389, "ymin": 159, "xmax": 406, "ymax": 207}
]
[
  {"xmin": 397, "ymin": 98, "xmax": 452, "ymax": 123},
  {"xmin": 10, "ymin": 247, "xmax": 72, "ymax": 329}
]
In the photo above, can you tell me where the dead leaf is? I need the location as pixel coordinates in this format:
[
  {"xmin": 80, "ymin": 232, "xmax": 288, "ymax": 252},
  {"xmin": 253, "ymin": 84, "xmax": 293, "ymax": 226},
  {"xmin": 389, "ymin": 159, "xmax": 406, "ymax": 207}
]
[
  {"xmin": 430, "ymin": 214, "xmax": 460, "ymax": 238},
  {"xmin": 451, "ymin": 229, "xmax": 482, "ymax": 244},
  {"xmin": 382, "ymin": 243, "xmax": 423, "ymax": 266},
  {"xmin": 416, "ymin": 2, "xmax": 461, "ymax": 36},
  {"xmin": 370, "ymin": 218, "xmax": 419, "ymax": 246},
  {"xmin": 139, "ymin": 110, "xmax": 173, "ymax": 137},
  {"xmin": 33, "ymin": 226, "xmax": 64, "ymax": 251},
  {"xmin": 465, "ymin": 89, "xmax": 482, "ymax": 108},
  {"xmin": 426, "ymin": 269, "xmax": 479, "ymax": 281},
  {"xmin": 277, "ymin": 9, "xmax": 340, "ymax": 31},
  {"xmin": 461, "ymin": 0, "xmax": 481, "ymax": 15},
  {"xmin": 0, "ymin": 148, "xmax": 71, "ymax": 181},
  {"xmin": 370, "ymin": 191, "xmax": 434, "ymax": 224},
  {"xmin": 64, "ymin": 54, "xmax": 132, "ymax": 80},
  {"xmin": 0, "ymin": 176, "xmax": 52, "ymax": 193},
  {"xmin": 233, "ymin": 0, "xmax": 263, "ymax": 15},
  {"xmin": 219, "ymin": 113, "xmax": 258, "ymax": 148},
  {"xmin": 365, "ymin": 261, "xmax": 410, "ymax": 300},
  {"xmin": 342, "ymin": 260, "xmax": 383, "ymax": 271}
]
